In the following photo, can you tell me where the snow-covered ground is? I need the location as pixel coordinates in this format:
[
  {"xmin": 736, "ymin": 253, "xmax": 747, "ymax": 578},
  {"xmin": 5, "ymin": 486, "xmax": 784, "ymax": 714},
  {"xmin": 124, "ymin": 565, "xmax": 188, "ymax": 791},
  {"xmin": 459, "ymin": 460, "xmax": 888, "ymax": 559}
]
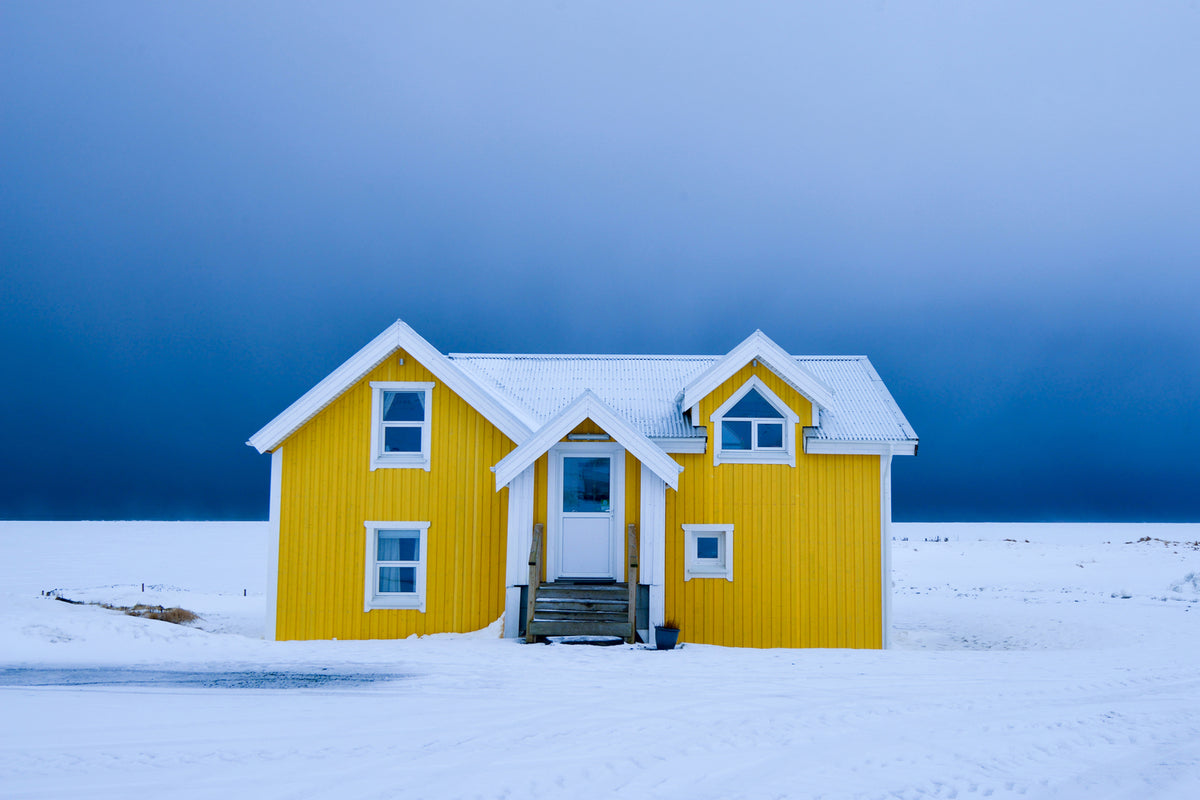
[{"xmin": 1, "ymin": 521, "xmax": 1198, "ymax": 799}]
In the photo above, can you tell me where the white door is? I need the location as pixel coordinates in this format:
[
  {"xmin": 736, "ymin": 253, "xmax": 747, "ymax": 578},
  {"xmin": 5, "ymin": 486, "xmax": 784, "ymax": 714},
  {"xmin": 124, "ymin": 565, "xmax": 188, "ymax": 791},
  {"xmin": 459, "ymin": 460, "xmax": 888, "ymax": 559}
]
[{"xmin": 550, "ymin": 444, "xmax": 623, "ymax": 580}]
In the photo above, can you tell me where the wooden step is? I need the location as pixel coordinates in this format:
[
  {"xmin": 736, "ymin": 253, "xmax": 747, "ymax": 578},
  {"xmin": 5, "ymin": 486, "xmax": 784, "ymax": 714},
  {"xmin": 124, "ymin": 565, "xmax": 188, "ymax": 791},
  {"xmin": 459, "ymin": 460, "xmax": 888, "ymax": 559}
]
[
  {"xmin": 527, "ymin": 619, "xmax": 633, "ymax": 638},
  {"xmin": 533, "ymin": 610, "xmax": 628, "ymax": 622},
  {"xmin": 533, "ymin": 599, "xmax": 626, "ymax": 613}
]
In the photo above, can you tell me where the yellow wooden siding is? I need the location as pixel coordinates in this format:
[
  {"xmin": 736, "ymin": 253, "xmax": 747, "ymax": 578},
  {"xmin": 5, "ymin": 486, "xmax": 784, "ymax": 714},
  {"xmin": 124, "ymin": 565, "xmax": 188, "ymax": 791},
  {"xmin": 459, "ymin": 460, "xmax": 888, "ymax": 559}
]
[
  {"xmin": 664, "ymin": 363, "xmax": 882, "ymax": 648},
  {"xmin": 274, "ymin": 350, "xmax": 515, "ymax": 641}
]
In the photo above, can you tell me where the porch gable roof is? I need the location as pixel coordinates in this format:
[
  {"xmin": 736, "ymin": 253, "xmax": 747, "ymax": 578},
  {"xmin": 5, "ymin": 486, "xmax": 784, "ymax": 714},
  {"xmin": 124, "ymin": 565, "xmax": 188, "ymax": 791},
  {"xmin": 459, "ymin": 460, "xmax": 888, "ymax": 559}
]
[{"xmin": 493, "ymin": 390, "xmax": 682, "ymax": 491}]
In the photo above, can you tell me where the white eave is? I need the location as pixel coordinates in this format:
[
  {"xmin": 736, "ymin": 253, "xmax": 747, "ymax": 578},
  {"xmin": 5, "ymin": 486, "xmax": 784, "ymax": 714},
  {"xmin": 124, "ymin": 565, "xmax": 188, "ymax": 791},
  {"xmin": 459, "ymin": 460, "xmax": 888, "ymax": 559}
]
[
  {"xmin": 493, "ymin": 390, "xmax": 682, "ymax": 491},
  {"xmin": 804, "ymin": 438, "xmax": 918, "ymax": 456},
  {"xmin": 679, "ymin": 330, "xmax": 835, "ymax": 415},
  {"xmin": 247, "ymin": 320, "xmax": 536, "ymax": 454}
]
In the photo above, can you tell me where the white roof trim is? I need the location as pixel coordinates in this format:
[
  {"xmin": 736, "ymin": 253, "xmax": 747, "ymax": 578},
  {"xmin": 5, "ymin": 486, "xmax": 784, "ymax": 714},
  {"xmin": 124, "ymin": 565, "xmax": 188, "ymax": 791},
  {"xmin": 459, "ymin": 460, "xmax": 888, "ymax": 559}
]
[
  {"xmin": 679, "ymin": 330, "xmax": 835, "ymax": 415},
  {"xmin": 493, "ymin": 390, "xmax": 682, "ymax": 491},
  {"xmin": 248, "ymin": 320, "xmax": 535, "ymax": 454},
  {"xmin": 804, "ymin": 439, "xmax": 918, "ymax": 456}
]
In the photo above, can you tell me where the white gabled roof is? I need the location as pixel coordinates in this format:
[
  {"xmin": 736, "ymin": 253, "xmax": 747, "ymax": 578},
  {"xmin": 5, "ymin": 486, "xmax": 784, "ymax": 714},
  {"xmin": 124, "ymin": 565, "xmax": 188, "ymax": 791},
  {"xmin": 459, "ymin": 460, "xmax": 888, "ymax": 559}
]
[
  {"xmin": 452, "ymin": 353, "xmax": 918, "ymax": 452},
  {"xmin": 250, "ymin": 320, "xmax": 917, "ymax": 459},
  {"xmin": 492, "ymin": 390, "xmax": 682, "ymax": 491},
  {"xmin": 678, "ymin": 330, "xmax": 835, "ymax": 413},
  {"xmin": 247, "ymin": 320, "xmax": 535, "ymax": 454}
]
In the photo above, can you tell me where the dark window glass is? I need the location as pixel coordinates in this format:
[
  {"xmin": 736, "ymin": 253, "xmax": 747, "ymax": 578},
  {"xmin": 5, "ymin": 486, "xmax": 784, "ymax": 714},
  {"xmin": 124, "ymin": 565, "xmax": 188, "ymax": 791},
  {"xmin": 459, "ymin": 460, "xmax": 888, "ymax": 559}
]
[
  {"xmin": 378, "ymin": 566, "xmax": 416, "ymax": 593},
  {"xmin": 563, "ymin": 457, "xmax": 610, "ymax": 512},
  {"xmin": 382, "ymin": 391, "xmax": 425, "ymax": 422},
  {"xmin": 384, "ymin": 426, "xmax": 422, "ymax": 453},
  {"xmin": 757, "ymin": 423, "xmax": 784, "ymax": 448},
  {"xmin": 721, "ymin": 420, "xmax": 752, "ymax": 450},
  {"xmin": 696, "ymin": 536, "xmax": 720, "ymax": 560},
  {"xmin": 377, "ymin": 531, "xmax": 419, "ymax": 562},
  {"xmin": 726, "ymin": 389, "xmax": 784, "ymax": 419}
]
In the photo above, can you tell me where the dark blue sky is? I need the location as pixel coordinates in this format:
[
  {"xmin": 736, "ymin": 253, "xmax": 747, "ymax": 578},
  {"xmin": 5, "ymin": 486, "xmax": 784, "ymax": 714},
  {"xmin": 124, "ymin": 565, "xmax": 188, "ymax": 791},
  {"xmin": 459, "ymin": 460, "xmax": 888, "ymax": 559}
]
[{"xmin": 3, "ymin": 2, "xmax": 1197, "ymax": 521}]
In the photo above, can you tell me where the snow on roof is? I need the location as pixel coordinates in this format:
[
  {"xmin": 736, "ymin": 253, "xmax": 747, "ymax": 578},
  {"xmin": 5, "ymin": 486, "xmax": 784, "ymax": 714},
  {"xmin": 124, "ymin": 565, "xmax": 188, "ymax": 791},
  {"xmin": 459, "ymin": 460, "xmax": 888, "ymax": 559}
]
[{"xmin": 450, "ymin": 352, "xmax": 917, "ymax": 447}]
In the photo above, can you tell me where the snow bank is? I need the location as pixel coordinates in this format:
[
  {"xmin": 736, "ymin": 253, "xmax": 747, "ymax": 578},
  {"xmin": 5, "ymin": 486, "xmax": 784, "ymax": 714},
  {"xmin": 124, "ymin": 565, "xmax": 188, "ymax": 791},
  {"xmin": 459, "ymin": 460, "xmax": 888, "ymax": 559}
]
[{"xmin": 1, "ymin": 521, "xmax": 1197, "ymax": 799}]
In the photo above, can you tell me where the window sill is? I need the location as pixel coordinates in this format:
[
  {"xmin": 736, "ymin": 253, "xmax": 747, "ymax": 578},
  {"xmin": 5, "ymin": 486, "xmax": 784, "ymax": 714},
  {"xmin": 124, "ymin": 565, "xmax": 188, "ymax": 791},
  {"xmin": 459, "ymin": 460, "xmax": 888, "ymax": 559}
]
[
  {"xmin": 684, "ymin": 568, "xmax": 733, "ymax": 582},
  {"xmin": 714, "ymin": 450, "xmax": 794, "ymax": 467},
  {"xmin": 365, "ymin": 594, "xmax": 425, "ymax": 612},
  {"xmin": 370, "ymin": 456, "xmax": 431, "ymax": 472}
]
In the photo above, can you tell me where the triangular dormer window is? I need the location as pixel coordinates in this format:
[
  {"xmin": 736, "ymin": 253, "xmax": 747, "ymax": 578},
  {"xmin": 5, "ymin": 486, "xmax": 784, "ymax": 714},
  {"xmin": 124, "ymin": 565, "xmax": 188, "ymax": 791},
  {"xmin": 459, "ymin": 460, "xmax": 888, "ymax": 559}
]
[{"xmin": 710, "ymin": 377, "xmax": 800, "ymax": 466}]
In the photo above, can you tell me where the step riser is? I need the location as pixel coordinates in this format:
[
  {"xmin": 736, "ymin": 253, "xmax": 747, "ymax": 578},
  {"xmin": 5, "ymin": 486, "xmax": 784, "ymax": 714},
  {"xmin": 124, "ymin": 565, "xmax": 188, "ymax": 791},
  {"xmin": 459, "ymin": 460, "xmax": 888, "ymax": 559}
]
[
  {"xmin": 534, "ymin": 612, "xmax": 628, "ymax": 623},
  {"xmin": 534, "ymin": 600, "xmax": 627, "ymax": 613},
  {"xmin": 528, "ymin": 621, "xmax": 633, "ymax": 637}
]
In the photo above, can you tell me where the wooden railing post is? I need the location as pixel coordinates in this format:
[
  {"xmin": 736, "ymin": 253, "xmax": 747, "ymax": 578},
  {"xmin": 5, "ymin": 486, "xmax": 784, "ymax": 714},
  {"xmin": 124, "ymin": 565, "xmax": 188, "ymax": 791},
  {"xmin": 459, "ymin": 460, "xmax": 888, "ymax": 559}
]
[
  {"xmin": 627, "ymin": 523, "xmax": 639, "ymax": 644},
  {"xmin": 525, "ymin": 523, "xmax": 544, "ymax": 643}
]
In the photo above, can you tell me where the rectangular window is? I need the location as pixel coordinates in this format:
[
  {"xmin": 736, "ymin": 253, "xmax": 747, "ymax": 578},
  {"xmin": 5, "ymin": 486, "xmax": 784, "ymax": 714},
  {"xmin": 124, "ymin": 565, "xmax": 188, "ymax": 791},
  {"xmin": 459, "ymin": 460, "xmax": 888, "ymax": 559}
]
[
  {"xmin": 370, "ymin": 382, "xmax": 434, "ymax": 470},
  {"xmin": 683, "ymin": 524, "xmax": 734, "ymax": 581},
  {"xmin": 364, "ymin": 522, "xmax": 429, "ymax": 611}
]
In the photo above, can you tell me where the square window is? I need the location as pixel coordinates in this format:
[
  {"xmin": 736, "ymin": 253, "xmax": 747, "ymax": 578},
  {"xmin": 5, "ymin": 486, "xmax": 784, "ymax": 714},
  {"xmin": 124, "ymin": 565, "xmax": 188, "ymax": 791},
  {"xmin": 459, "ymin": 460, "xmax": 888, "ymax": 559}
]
[
  {"xmin": 757, "ymin": 422, "xmax": 783, "ymax": 449},
  {"xmin": 683, "ymin": 524, "xmax": 734, "ymax": 581},
  {"xmin": 721, "ymin": 420, "xmax": 752, "ymax": 450},
  {"xmin": 364, "ymin": 522, "xmax": 429, "ymax": 611}
]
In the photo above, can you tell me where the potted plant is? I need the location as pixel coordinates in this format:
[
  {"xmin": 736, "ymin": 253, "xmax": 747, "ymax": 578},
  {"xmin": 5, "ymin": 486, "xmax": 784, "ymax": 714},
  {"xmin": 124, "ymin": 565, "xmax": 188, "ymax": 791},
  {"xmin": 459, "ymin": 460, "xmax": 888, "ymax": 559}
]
[{"xmin": 654, "ymin": 620, "xmax": 680, "ymax": 650}]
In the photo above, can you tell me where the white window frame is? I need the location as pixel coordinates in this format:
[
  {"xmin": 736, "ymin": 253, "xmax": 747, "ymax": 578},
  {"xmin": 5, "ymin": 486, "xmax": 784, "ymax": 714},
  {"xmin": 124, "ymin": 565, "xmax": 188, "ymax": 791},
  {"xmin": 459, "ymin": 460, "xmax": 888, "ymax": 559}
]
[
  {"xmin": 363, "ymin": 521, "xmax": 430, "ymax": 612},
  {"xmin": 710, "ymin": 375, "xmax": 800, "ymax": 467},
  {"xmin": 369, "ymin": 381, "xmax": 434, "ymax": 471},
  {"xmin": 683, "ymin": 524, "xmax": 734, "ymax": 581}
]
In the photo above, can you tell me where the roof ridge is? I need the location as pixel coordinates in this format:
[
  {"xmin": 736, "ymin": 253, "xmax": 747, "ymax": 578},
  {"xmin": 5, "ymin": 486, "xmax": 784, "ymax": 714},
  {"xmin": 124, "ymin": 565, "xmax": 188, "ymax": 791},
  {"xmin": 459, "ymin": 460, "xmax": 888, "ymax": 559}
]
[{"xmin": 448, "ymin": 353, "xmax": 719, "ymax": 360}]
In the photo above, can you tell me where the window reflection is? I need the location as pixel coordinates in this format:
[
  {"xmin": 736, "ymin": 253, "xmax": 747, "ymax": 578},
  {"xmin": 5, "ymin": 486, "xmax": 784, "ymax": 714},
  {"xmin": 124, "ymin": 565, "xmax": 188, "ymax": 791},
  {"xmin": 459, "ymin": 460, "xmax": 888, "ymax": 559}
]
[{"xmin": 563, "ymin": 457, "xmax": 610, "ymax": 512}]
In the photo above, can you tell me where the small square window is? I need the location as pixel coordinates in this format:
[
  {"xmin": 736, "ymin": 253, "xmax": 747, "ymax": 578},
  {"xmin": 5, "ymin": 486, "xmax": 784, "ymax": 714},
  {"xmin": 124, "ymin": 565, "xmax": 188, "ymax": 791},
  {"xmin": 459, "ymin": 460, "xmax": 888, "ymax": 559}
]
[
  {"xmin": 696, "ymin": 535, "xmax": 721, "ymax": 561},
  {"xmin": 683, "ymin": 524, "xmax": 734, "ymax": 581}
]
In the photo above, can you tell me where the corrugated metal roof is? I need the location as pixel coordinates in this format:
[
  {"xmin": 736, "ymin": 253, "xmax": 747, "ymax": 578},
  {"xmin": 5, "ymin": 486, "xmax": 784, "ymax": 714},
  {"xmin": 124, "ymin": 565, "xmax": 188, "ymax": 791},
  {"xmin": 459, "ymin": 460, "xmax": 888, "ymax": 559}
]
[{"xmin": 449, "ymin": 353, "xmax": 917, "ymax": 445}]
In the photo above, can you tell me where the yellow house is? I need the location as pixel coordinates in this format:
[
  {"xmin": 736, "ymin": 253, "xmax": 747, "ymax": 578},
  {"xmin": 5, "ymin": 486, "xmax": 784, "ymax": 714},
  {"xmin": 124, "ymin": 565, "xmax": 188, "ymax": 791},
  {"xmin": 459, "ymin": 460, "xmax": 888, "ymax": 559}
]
[{"xmin": 248, "ymin": 320, "xmax": 917, "ymax": 648}]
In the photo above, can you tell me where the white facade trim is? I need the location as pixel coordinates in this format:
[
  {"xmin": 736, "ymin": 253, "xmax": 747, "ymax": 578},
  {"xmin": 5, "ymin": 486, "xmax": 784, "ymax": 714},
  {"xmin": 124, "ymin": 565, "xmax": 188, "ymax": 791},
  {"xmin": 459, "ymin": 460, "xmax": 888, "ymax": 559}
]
[
  {"xmin": 502, "ymin": 465, "xmax": 535, "ymax": 638},
  {"xmin": 710, "ymin": 375, "xmax": 799, "ymax": 467},
  {"xmin": 265, "ymin": 446, "xmax": 282, "ymax": 641},
  {"xmin": 679, "ymin": 330, "xmax": 835, "ymax": 415},
  {"xmin": 640, "ymin": 469, "xmax": 666, "ymax": 646},
  {"xmin": 248, "ymin": 319, "xmax": 534, "ymax": 454},
  {"xmin": 881, "ymin": 449, "xmax": 894, "ymax": 649},
  {"xmin": 546, "ymin": 442, "xmax": 625, "ymax": 582},
  {"xmin": 368, "ymin": 381, "xmax": 434, "ymax": 471},
  {"xmin": 805, "ymin": 439, "xmax": 918, "ymax": 456},
  {"xmin": 493, "ymin": 390, "xmax": 682, "ymax": 491},
  {"xmin": 652, "ymin": 436, "xmax": 707, "ymax": 454},
  {"xmin": 363, "ymin": 521, "xmax": 430, "ymax": 612}
]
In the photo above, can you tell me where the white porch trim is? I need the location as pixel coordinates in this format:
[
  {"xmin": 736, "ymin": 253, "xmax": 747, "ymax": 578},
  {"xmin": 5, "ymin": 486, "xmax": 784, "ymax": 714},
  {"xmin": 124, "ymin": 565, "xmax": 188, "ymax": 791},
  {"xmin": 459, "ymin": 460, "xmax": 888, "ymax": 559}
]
[
  {"xmin": 502, "ymin": 465, "xmax": 535, "ymax": 638},
  {"xmin": 640, "ymin": 468, "xmax": 667, "ymax": 646},
  {"xmin": 265, "ymin": 446, "xmax": 282, "ymax": 641}
]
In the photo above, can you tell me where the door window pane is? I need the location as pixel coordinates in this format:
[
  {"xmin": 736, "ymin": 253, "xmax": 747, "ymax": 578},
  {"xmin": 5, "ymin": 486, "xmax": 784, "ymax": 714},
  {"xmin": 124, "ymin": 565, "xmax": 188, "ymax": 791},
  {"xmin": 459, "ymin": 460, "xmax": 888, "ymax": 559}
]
[
  {"xmin": 721, "ymin": 420, "xmax": 752, "ymax": 450},
  {"xmin": 563, "ymin": 457, "xmax": 610, "ymax": 512}
]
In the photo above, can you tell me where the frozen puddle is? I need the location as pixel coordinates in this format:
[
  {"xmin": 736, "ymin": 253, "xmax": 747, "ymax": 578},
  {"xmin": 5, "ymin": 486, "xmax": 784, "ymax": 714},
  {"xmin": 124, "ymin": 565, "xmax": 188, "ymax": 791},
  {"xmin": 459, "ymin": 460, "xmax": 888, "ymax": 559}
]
[{"xmin": 0, "ymin": 667, "xmax": 407, "ymax": 690}]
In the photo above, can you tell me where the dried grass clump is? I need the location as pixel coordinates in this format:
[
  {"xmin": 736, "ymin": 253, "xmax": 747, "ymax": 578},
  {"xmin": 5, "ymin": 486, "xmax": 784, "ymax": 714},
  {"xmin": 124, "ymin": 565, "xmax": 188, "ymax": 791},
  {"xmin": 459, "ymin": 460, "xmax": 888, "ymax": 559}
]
[{"xmin": 124, "ymin": 604, "xmax": 200, "ymax": 624}]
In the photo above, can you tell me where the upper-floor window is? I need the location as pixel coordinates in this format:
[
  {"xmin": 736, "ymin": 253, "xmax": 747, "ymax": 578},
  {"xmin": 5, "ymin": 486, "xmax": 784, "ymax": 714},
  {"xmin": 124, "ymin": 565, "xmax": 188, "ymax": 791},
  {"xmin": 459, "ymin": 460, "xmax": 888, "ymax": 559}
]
[
  {"xmin": 711, "ymin": 376, "xmax": 799, "ymax": 466},
  {"xmin": 369, "ymin": 381, "xmax": 434, "ymax": 471}
]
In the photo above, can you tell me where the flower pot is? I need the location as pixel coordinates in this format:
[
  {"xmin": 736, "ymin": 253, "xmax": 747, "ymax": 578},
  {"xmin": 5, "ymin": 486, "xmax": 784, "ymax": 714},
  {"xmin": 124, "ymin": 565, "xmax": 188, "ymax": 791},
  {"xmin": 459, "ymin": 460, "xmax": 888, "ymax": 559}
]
[{"xmin": 654, "ymin": 626, "xmax": 680, "ymax": 650}]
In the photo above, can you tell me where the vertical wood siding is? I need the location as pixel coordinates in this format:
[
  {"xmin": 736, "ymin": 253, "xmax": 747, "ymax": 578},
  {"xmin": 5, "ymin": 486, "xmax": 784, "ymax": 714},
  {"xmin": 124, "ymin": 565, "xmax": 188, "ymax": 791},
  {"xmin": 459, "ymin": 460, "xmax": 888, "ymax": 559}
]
[
  {"xmin": 664, "ymin": 363, "xmax": 882, "ymax": 648},
  {"xmin": 275, "ymin": 351, "xmax": 514, "ymax": 640}
]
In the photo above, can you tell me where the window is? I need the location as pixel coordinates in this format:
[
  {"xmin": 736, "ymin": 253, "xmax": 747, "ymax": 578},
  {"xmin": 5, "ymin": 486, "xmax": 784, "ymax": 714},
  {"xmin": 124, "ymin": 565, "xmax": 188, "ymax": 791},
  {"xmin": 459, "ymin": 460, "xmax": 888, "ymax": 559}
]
[
  {"xmin": 683, "ymin": 524, "xmax": 734, "ymax": 581},
  {"xmin": 710, "ymin": 376, "xmax": 799, "ymax": 466},
  {"xmin": 364, "ymin": 521, "xmax": 429, "ymax": 611},
  {"xmin": 369, "ymin": 382, "xmax": 434, "ymax": 470}
]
